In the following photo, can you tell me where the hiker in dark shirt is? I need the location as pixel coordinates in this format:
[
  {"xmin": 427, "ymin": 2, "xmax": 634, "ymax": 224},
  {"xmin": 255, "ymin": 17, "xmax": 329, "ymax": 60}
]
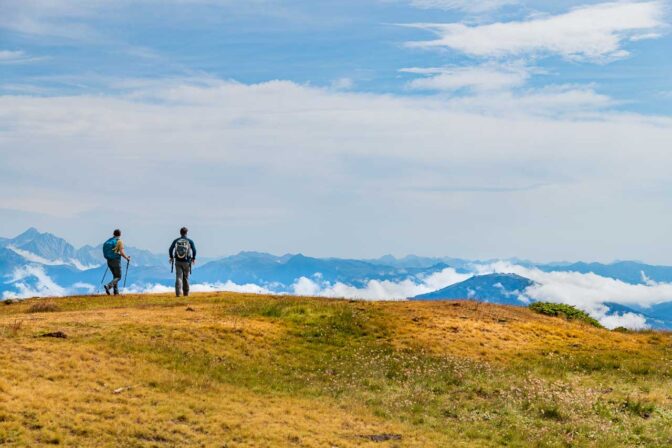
[
  {"xmin": 169, "ymin": 227, "xmax": 197, "ymax": 297},
  {"xmin": 102, "ymin": 229, "xmax": 131, "ymax": 295}
]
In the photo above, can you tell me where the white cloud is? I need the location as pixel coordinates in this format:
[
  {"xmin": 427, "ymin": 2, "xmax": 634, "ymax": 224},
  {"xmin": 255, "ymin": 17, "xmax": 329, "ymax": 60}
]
[
  {"xmin": 291, "ymin": 267, "xmax": 471, "ymax": 300},
  {"xmin": 69, "ymin": 259, "xmax": 102, "ymax": 271},
  {"xmin": 330, "ymin": 77, "xmax": 355, "ymax": 91},
  {"xmin": 2, "ymin": 78, "xmax": 672, "ymax": 261},
  {"xmin": 408, "ymin": 0, "xmax": 518, "ymax": 13},
  {"xmin": 475, "ymin": 261, "xmax": 672, "ymax": 320},
  {"xmin": 6, "ymin": 246, "xmax": 99, "ymax": 271},
  {"xmin": 124, "ymin": 281, "xmax": 273, "ymax": 295},
  {"xmin": 442, "ymin": 84, "xmax": 615, "ymax": 115},
  {"xmin": 0, "ymin": 1, "xmax": 104, "ymax": 39},
  {"xmin": 401, "ymin": 64, "xmax": 530, "ymax": 92},
  {"xmin": 0, "ymin": 0, "xmax": 278, "ymax": 39},
  {"xmin": 3, "ymin": 265, "xmax": 66, "ymax": 299},
  {"xmin": 0, "ymin": 50, "xmax": 47, "ymax": 65},
  {"xmin": 406, "ymin": 2, "xmax": 666, "ymax": 61},
  {"xmin": 0, "ymin": 50, "xmax": 42, "ymax": 64},
  {"xmin": 71, "ymin": 282, "xmax": 96, "ymax": 292},
  {"xmin": 599, "ymin": 312, "xmax": 649, "ymax": 330},
  {"xmin": 7, "ymin": 246, "xmax": 67, "ymax": 266}
]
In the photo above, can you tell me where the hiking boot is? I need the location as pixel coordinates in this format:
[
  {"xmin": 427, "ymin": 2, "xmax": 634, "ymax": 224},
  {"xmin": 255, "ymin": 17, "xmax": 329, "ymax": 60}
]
[
  {"xmin": 104, "ymin": 285, "xmax": 111, "ymax": 296},
  {"xmin": 113, "ymin": 288, "xmax": 119, "ymax": 296}
]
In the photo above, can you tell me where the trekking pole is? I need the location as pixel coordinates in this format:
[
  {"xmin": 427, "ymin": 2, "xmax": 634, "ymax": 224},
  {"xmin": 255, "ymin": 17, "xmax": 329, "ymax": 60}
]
[
  {"xmin": 98, "ymin": 266, "xmax": 109, "ymax": 294},
  {"xmin": 122, "ymin": 259, "xmax": 130, "ymax": 289}
]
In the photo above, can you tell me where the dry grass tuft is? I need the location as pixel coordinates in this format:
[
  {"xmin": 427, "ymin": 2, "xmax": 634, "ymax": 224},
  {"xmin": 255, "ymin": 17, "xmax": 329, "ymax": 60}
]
[
  {"xmin": 3, "ymin": 319, "xmax": 23, "ymax": 337},
  {"xmin": 26, "ymin": 301, "xmax": 60, "ymax": 314}
]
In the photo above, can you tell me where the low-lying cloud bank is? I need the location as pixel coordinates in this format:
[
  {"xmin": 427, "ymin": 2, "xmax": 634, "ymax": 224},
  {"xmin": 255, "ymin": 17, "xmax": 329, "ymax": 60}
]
[
  {"xmin": 476, "ymin": 262, "xmax": 672, "ymax": 308},
  {"xmin": 3, "ymin": 263, "xmax": 671, "ymax": 330},
  {"xmin": 114, "ymin": 267, "xmax": 471, "ymax": 300},
  {"xmin": 3, "ymin": 265, "xmax": 68, "ymax": 298},
  {"xmin": 291, "ymin": 268, "xmax": 471, "ymax": 300},
  {"xmin": 123, "ymin": 281, "xmax": 273, "ymax": 295}
]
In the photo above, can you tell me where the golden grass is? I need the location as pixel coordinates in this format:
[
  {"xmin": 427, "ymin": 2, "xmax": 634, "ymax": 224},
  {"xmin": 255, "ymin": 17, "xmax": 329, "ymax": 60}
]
[
  {"xmin": 386, "ymin": 300, "xmax": 657, "ymax": 361},
  {"xmin": 25, "ymin": 301, "xmax": 60, "ymax": 314},
  {"xmin": 1, "ymin": 292, "xmax": 671, "ymax": 447}
]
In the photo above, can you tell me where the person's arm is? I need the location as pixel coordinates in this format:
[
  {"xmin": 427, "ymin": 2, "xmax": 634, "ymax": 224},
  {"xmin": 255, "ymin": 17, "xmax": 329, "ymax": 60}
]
[
  {"xmin": 190, "ymin": 239, "xmax": 197, "ymax": 264},
  {"xmin": 168, "ymin": 239, "xmax": 176, "ymax": 261},
  {"xmin": 117, "ymin": 240, "xmax": 131, "ymax": 261}
]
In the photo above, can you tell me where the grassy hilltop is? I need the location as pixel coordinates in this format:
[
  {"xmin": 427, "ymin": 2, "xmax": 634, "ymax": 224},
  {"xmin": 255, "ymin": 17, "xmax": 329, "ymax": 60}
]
[{"xmin": 1, "ymin": 293, "xmax": 671, "ymax": 447}]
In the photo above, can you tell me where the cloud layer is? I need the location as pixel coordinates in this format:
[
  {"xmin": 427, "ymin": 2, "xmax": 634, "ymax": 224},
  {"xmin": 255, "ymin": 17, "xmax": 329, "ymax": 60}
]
[
  {"xmin": 291, "ymin": 267, "xmax": 471, "ymax": 300},
  {"xmin": 408, "ymin": 0, "xmax": 519, "ymax": 13},
  {"xmin": 0, "ymin": 78, "xmax": 672, "ymax": 260},
  {"xmin": 7, "ymin": 261, "xmax": 672, "ymax": 329},
  {"xmin": 0, "ymin": 50, "xmax": 40, "ymax": 64},
  {"xmin": 3, "ymin": 77, "xmax": 672, "ymax": 260},
  {"xmin": 406, "ymin": 1, "xmax": 666, "ymax": 61},
  {"xmin": 401, "ymin": 64, "xmax": 530, "ymax": 92},
  {"xmin": 3, "ymin": 265, "xmax": 67, "ymax": 299},
  {"xmin": 477, "ymin": 261, "xmax": 672, "ymax": 310}
]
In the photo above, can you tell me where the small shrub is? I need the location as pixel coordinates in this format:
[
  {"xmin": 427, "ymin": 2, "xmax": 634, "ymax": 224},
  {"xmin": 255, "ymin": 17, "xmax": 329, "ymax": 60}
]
[
  {"xmin": 3, "ymin": 299, "xmax": 14, "ymax": 305},
  {"xmin": 328, "ymin": 307, "xmax": 365, "ymax": 336},
  {"xmin": 529, "ymin": 302, "xmax": 602, "ymax": 328},
  {"xmin": 613, "ymin": 326, "xmax": 630, "ymax": 333},
  {"xmin": 574, "ymin": 355, "xmax": 621, "ymax": 372},
  {"xmin": 623, "ymin": 398, "xmax": 655, "ymax": 419},
  {"xmin": 539, "ymin": 403, "xmax": 565, "ymax": 421},
  {"xmin": 27, "ymin": 302, "xmax": 60, "ymax": 313},
  {"xmin": 259, "ymin": 303, "xmax": 284, "ymax": 317}
]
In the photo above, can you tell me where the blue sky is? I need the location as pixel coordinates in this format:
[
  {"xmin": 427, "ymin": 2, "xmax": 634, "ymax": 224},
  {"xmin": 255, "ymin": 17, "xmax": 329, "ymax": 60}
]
[
  {"xmin": 1, "ymin": 0, "xmax": 672, "ymax": 262},
  {"xmin": 1, "ymin": 0, "xmax": 670, "ymax": 112}
]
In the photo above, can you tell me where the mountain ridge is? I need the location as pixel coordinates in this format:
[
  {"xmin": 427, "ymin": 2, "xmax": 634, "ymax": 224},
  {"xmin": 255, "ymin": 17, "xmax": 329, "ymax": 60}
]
[
  {"xmin": 412, "ymin": 273, "xmax": 535, "ymax": 305},
  {"xmin": 3, "ymin": 227, "xmax": 672, "ymax": 329}
]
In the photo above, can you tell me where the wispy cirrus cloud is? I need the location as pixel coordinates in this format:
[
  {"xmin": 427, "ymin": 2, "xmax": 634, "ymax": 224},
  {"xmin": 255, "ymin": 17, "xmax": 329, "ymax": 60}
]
[
  {"xmin": 400, "ymin": 63, "xmax": 531, "ymax": 92},
  {"xmin": 0, "ymin": 50, "xmax": 46, "ymax": 64},
  {"xmin": 405, "ymin": 1, "xmax": 667, "ymax": 62},
  {"xmin": 407, "ymin": 0, "xmax": 519, "ymax": 13},
  {"xmin": 0, "ymin": 0, "xmax": 281, "ymax": 39},
  {"xmin": 399, "ymin": 63, "xmax": 614, "ymax": 115},
  {"xmin": 440, "ymin": 84, "xmax": 615, "ymax": 115}
]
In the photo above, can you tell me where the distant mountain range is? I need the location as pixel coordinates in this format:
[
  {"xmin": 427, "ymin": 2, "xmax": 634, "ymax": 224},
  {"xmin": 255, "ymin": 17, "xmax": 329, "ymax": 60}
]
[
  {"xmin": 3, "ymin": 227, "xmax": 672, "ymax": 329},
  {"xmin": 0, "ymin": 228, "xmax": 458, "ymax": 297},
  {"xmin": 193, "ymin": 251, "xmax": 454, "ymax": 288},
  {"xmin": 4, "ymin": 227, "xmax": 165, "ymax": 269},
  {"xmin": 538, "ymin": 261, "xmax": 672, "ymax": 285}
]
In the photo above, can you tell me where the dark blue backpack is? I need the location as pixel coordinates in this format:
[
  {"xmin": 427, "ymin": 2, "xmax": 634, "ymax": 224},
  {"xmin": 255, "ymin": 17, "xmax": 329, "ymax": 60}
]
[{"xmin": 102, "ymin": 237, "xmax": 119, "ymax": 260}]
